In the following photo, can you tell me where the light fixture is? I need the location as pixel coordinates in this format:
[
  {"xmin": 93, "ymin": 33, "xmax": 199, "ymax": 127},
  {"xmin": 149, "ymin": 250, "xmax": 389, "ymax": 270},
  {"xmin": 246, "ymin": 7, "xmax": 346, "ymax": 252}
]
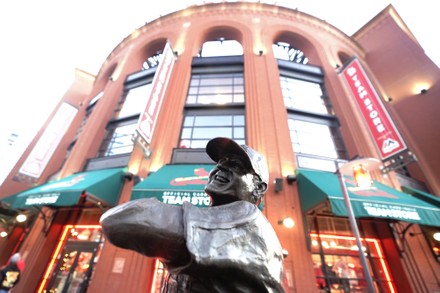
[
  {"xmin": 274, "ymin": 178, "xmax": 283, "ymax": 192},
  {"xmin": 409, "ymin": 231, "xmax": 440, "ymax": 242},
  {"xmin": 420, "ymin": 88, "xmax": 428, "ymax": 94},
  {"xmin": 0, "ymin": 218, "xmax": 9, "ymax": 237},
  {"xmin": 278, "ymin": 217, "xmax": 295, "ymax": 229},
  {"xmin": 16, "ymin": 214, "xmax": 27, "ymax": 223},
  {"xmin": 258, "ymin": 50, "xmax": 263, "ymax": 56},
  {"xmin": 124, "ymin": 172, "xmax": 141, "ymax": 184},
  {"xmin": 286, "ymin": 174, "xmax": 297, "ymax": 184},
  {"xmin": 352, "ymin": 164, "xmax": 372, "ymax": 189},
  {"xmin": 341, "ymin": 158, "xmax": 381, "ymax": 190},
  {"xmin": 337, "ymin": 157, "xmax": 381, "ymax": 293}
]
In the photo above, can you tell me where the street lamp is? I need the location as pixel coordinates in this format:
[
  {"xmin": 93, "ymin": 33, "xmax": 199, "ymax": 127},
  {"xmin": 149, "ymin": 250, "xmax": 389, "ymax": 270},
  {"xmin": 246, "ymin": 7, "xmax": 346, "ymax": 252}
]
[{"xmin": 337, "ymin": 157, "xmax": 381, "ymax": 293}]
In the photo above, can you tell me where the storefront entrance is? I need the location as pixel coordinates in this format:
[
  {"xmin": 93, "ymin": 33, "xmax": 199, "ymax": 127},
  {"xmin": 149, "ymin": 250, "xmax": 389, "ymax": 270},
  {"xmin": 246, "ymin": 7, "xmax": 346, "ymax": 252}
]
[
  {"xmin": 310, "ymin": 233, "xmax": 395, "ymax": 292},
  {"xmin": 38, "ymin": 225, "xmax": 104, "ymax": 293}
]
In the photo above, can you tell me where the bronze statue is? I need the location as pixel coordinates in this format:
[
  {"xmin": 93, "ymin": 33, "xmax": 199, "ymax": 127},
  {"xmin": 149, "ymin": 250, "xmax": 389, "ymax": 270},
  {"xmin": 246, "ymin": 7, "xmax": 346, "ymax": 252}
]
[{"xmin": 100, "ymin": 137, "xmax": 285, "ymax": 292}]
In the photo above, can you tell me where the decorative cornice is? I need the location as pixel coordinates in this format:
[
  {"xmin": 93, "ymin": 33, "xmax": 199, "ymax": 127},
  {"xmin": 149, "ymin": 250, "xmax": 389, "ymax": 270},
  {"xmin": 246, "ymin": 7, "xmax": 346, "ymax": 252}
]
[{"xmin": 100, "ymin": 2, "xmax": 363, "ymax": 75}]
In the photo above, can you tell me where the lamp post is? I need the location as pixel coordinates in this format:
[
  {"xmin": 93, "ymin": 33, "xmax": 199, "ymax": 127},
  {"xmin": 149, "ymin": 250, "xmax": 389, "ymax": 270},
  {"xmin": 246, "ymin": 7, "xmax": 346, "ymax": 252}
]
[{"xmin": 337, "ymin": 157, "xmax": 380, "ymax": 293}]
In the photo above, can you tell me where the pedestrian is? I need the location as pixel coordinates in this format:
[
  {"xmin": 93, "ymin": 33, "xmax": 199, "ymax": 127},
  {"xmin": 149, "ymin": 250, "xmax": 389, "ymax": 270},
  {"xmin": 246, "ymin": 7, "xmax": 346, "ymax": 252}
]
[
  {"xmin": 0, "ymin": 253, "xmax": 24, "ymax": 293},
  {"xmin": 101, "ymin": 137, "xmax": 285, "ymax": 292}
]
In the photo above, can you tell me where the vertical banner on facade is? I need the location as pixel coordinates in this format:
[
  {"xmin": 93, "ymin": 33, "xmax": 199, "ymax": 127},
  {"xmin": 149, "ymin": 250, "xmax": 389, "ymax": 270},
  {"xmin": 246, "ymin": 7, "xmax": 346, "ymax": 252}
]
[
  {"xmin": 18, "ymin": 102, "xmax": 78, "ymax": 179},
  {"xmin": 136, "ymin": 42, "xmax": 176, "ymax": 144},
  {"xmin": 340, "ymin": 58, "xmax": 407, "ymax": 160}
]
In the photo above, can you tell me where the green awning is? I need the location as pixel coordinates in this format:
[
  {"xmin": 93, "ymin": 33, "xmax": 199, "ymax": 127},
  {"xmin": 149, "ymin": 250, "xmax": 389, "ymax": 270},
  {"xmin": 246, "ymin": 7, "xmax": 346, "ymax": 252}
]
[
  {"xmin": 9, "ymin": 168, "xmax": 126, "ymax": 209},
  {"xmin": 297, "ymin": 168, "xmax": 440, "ymax": 227},
  {"xmin": 131, "ymin": 164, "xmax": 215, "ymax": 207},
  {"xmin": 401, "ymin": 186, "xmax": 440, "ymax": 208}
]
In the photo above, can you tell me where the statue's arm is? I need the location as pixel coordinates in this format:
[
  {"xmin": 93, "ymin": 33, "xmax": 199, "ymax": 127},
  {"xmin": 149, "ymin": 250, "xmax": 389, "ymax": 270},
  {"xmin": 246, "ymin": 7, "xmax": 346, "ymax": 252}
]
[{"xmin": 100, "ymin": 198, "xmax": 190, "ymax": 268}]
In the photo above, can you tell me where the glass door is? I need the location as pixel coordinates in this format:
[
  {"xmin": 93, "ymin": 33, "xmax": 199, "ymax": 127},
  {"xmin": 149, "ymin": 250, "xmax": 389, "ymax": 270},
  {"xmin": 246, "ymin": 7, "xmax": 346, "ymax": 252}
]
[
  {"xmin": 310, "ymin": 233, "xmax": 396, "ymax": 292},
  {"xmin": 47, "ymin": 242, "xmax": 97, "ymax": 293},
  {"xmin": 39, "ymin": 225, "xmax": 103, "ymax": 293}
]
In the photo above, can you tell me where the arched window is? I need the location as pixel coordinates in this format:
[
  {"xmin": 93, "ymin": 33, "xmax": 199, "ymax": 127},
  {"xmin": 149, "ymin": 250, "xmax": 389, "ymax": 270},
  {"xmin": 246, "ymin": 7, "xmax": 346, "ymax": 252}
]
[
  {"xmin": 273, "ymin": 41, "xmax": 309, "ymax": 64},
  {"xmin": 198, "ymin": 38, "xmax": 243, "ymax": 57},
  {"xmin": 143, "ymin": 51, "xmax": 162, "ymax": 70}
]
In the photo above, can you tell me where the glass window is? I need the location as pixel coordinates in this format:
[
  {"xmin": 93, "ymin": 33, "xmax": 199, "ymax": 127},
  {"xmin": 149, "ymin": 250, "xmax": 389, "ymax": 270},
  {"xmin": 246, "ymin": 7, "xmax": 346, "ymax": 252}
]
[
  {"xmin": 100, "ymin": 122, "xmax": 136, "ymax": 156},
  {"xmin": 143, "ymin": 51, "xmax": 162, "ymax": 70},
  {"xmin": 117, "ymin": 84, "xmax": 153, "ymax": 119},
  {"xmin": 310, "ymin": 233, "xmax": 396, "ymax": 293},
  {"xmin": 273, "ymin": 42, "xmax": 309, "ymax": 64},
  {"xmin": 179, "ymin": 113, "xmax": 245, "ymax": 148},
  {"xmin": 98, "ymin": 68, "xmax": 155, "ymax": 158},
  {"xmin": 199, "ymin": 39, "xmax": 243, "ymax": 57},
  {"xmin": 288, "ymin": 118, "xmax": 339, "ymax": 159},
  {"xmin": 279, "ymin": 62, "xmax": 348, "ymax": 171},
  {"xmin": 280, "ymin": 77, "xmax": 332, "ymax": 114},
  {"xmin": 42, "ymin": 225, "xmax": 104, "ymax": 293},
  {"xmin": 88, "ymin": 91, "xmax": 104, "ymax": 109},
  {"xmin": 179, "ymin": 55, "xmax": 246, "ymax": 153},
  {"xmin": 186, "ymin": 73, "xmax": 244, "ymax": 105}
]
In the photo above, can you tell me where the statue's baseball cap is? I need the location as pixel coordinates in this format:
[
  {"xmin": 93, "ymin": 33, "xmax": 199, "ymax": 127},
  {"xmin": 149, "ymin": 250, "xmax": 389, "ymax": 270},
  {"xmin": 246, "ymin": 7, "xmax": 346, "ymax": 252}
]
[{"xmin": 206, "ymin": 137, "xmax": 269, "ymax": 185}]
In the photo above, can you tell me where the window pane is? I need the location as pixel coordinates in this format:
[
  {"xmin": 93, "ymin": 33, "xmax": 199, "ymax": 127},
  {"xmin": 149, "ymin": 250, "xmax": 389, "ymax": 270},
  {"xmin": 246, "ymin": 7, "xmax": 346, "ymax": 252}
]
[
  {"xmin": 280, "ymin": 76, "xmax": 330, "ymax": 114},
  {"xmin": 233, "ymin": 127, "xmax": 245, "ymax": 139},
  {"xmin": 183, "ymin": 116, "xmax": 194, "ymax": 126},
  {"xmin": 233, "ymin": 115, "xmax": 245, "ymax": 126},
  {"xmin": 118, "ymin": 84, "xmax": 152, "ymax": 118},
  {"xmin": 235, "ymin": 94, "xmax": 245, "ymax": 103},
  {"xmin": 180, "ymin": 114, "xmax": 245, "ymax": 148},
  {"xmin": 288, "ymin": 118, "xmax": 339, "ymax": 159},
  {"xmin": 200, "ymin": 77, "xmax": 233, "ymax": 86},
  {"xmin": 181, "ymin": 128, "xmax": 192, "ymax": 139},
  {"xmin": 186, "ymin": 96, "xmax": 196, "ymax": 104},
  {"xmin": 186, "ymin": 73, "xmax": 244, "ymax": 105},
  {"xmin": 190, "ymin": 140, "xmax": 210, "ymax": 148},
  {"xmin": 194, "ymin": 116, "xmax": 232, "ymax": 126},
  {"xmin": 199, "ymin": 40, "xmax": 243, "ymax": 57},
  {"xmin": 193, "ymin": 127, "xmax": 232, "ymax": 138},
  {"xmin": 104, "ymin": 123, "xmax": 136, "ymax": 156}
]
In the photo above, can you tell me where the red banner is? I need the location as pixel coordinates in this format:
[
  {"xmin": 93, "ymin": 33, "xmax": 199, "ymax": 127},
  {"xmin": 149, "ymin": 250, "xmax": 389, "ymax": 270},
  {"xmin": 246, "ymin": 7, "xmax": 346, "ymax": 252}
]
[
  {"xmin": 136, "ymin": 42, "xmax": 176, "ymax": 144},
  {"xmin": 341, "ymin": 58, "xmax": 406, "ymax": 159}
]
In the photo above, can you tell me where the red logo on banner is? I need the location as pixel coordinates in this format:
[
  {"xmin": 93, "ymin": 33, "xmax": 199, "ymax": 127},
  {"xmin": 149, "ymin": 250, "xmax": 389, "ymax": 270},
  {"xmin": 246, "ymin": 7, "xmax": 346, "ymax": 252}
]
[
  {"xmin": 341, "ymin": 58, "xmax": 407, "ymax": 159},
  {"xmin": 136, "ymin": 42, "xmax": 176, "ymax": 144}
]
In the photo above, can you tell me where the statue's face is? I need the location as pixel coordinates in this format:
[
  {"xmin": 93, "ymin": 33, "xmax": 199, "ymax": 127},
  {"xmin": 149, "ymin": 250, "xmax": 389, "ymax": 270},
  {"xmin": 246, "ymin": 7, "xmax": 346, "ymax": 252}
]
[{"xmin": 205, "ymin": 154, "xmax": 256, "ymax": 206}]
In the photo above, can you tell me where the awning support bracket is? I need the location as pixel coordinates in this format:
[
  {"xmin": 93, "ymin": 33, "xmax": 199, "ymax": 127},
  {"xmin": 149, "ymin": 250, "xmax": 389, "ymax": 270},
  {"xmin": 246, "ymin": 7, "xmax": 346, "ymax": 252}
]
[
  {"xmin": 32, "ymin": 206, "xmax": 54, "ymax": 235},
  {"xmin": 395, "ymin": 222, "xmax": 414, "ymax": 256}
]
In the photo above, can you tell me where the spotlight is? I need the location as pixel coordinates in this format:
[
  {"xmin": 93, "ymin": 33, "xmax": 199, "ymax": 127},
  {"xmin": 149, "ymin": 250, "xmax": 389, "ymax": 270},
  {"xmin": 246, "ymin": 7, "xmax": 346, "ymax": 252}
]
[
  {"xmin": 278, "ymin": 217, "xmax": 295, "ymax": 229},
  {"xmin": 16, "ymin": 214, "xmax": 27, "ymax": 223}
]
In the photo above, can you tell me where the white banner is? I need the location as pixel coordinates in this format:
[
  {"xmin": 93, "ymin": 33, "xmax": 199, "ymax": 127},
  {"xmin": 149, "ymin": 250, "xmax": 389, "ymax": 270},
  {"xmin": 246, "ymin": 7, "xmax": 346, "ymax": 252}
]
[{"xmin": 19, "ymin": 102, "xmax": 78, "ymax": 178}]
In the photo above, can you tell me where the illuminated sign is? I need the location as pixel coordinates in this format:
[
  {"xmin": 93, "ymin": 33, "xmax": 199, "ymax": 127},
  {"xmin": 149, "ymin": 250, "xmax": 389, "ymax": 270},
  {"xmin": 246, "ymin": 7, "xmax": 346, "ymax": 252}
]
[
  {"xmin": 341, "ymin": 58, "xmax": 407, "ymax": 159},
  {"xmin": 18, "ymin": 102, "xmax": 78, "ymax": 179},
  {"xmin": 136, "ymin": 42, "xmax": 176, "ymax": 144}
]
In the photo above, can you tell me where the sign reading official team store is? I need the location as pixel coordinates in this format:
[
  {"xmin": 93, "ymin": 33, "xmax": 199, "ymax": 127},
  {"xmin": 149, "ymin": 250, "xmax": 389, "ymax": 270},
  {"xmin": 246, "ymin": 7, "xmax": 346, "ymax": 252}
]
[
  {"xmin": 161, "ymin": 191, "xmax": 211, "ymax": 206},
  {"xmin": 362, "ymin": 202, "xmax": 421, "ymax": 221},
  {"xmin": 25, "ymin": 193, "xmax": 60, "ymax": 206},
  {"xmin": 130, "ymin": 165, "xmax": 215, "ymax": 207}
]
